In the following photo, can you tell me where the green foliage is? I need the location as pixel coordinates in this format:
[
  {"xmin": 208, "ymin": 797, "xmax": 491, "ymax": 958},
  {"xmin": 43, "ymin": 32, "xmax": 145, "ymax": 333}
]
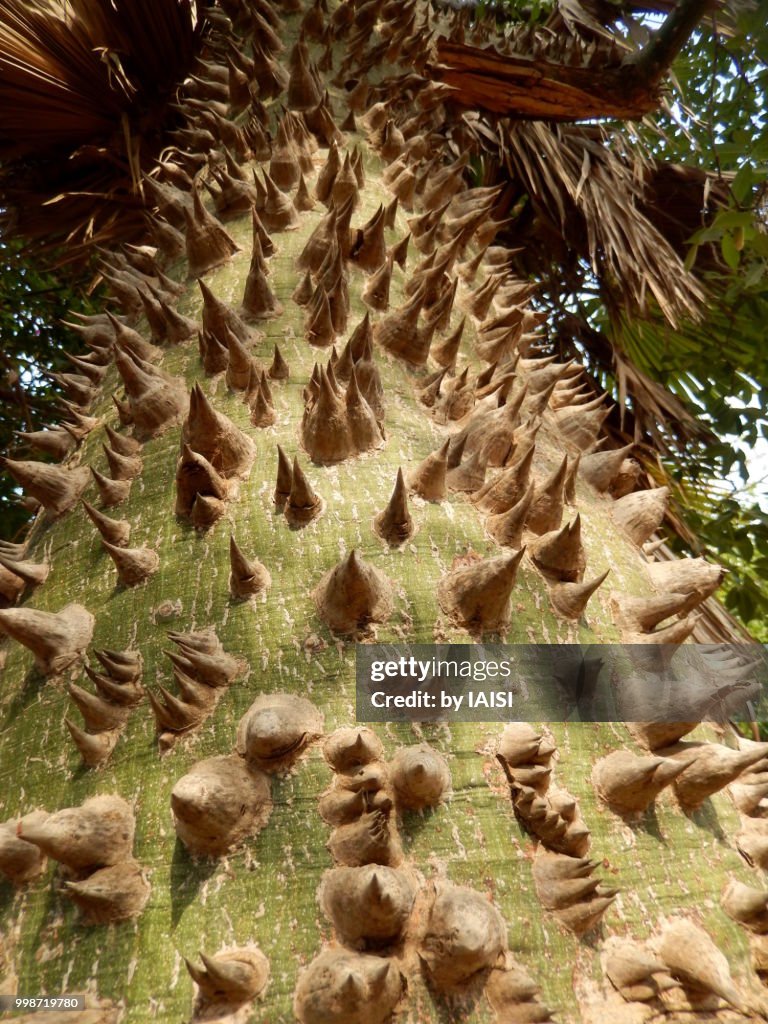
[
  {"xmin": 649, "ymin": 7, "xmax": 768, "ymax": 176},
  {"xmin": 0, "ymin": 240, "xmax": 96, "ymax": 538}
]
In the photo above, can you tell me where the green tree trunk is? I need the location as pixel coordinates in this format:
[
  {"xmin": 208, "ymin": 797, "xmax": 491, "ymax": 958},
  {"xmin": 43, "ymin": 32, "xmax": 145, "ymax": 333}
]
[{"xmin": 1, "ymin": 2, "xmax": 766, "ymax": 1022}]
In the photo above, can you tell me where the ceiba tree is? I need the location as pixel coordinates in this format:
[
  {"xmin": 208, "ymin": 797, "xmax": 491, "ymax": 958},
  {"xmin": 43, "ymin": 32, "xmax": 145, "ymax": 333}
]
[{"xmin": 0, "ymin": 0, "xmax": 767, "ymax": 1021}]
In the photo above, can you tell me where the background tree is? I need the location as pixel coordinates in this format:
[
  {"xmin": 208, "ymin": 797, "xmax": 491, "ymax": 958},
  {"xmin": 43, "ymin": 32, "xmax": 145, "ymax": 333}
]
[
  {"xmin": 0, "ymin": 240, "xmax": 99, "ymax": 539},
  {"xmin": 0, "ymin": 0, "xmax": 767, "ymax": 1022}
]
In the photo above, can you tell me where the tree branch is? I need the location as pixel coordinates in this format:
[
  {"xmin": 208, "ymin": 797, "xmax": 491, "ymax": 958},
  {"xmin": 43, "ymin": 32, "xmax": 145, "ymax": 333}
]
[
  {"xmin": 427, "ymin": 43, "xmax": 662, "ymax": 120},
  {"xmin": 591, "ymin": 0, "xmax": 736, "ymax": 36},
  {"xmin": 623, "ymin": 0, "xmax": 716, "ymax": 88},
  {"xmin": 427, "ymin": 0, "xmax": 716, "ymax": 122}
]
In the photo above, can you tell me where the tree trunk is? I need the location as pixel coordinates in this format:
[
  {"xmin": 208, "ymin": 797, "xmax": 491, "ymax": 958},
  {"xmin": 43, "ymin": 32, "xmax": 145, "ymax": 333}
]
[{"xmin": 1, "ymin": 2, "xmax": 766, "ymax": 1023}]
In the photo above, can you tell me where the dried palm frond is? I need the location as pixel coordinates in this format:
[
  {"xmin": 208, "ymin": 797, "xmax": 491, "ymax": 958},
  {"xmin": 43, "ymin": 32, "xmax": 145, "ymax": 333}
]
[
  {"xmin": 502, "ymin": 121, "xmax": 706, "ymax": 327},
  {"xmin": 0, "ymin": 0, "xmax": 201, "ymax": 258},
  {"xmin": 639, "ymin": 160, "xmax": 732, "ymax": 265}
]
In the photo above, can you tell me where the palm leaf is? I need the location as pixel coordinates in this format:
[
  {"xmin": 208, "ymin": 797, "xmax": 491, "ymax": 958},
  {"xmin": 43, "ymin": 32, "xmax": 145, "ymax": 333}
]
[
  {"xmin": 0, "ymin": 0, "xmax": 200, "ymax": 257},
  {"xmin": 502, "ymin": 121, "xmax": 708, "ymax": 327}
]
